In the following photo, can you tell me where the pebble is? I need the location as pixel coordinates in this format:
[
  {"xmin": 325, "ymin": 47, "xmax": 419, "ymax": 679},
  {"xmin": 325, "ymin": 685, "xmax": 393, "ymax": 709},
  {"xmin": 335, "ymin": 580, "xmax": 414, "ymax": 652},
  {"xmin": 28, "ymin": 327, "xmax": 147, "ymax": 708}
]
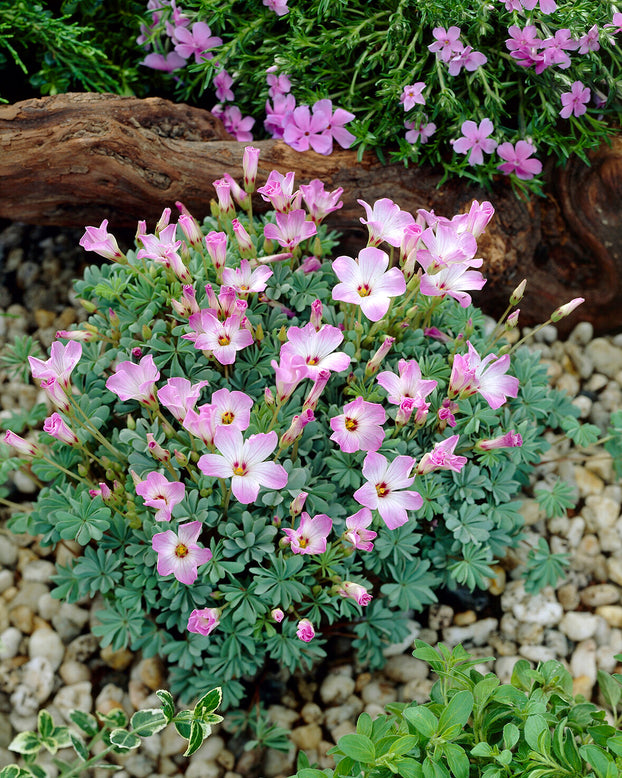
[
  {"xmin": 443, "ymin": 618, "xmax": 498, "ymax": 647},
  {"xmin": 101, "ymin": 644, "xmax": 134, "ymax": 670},
  {"xmin": 383, "ymin": 655, "xmax": 429, "ymax": 684},
  {"xmin": 360, "ymin": 680, "xmax": 397, "ymax": 707},
  {"xmin": 559, "ymin": 612, "xmax": 600, "ymax": 641},
  {"xmin": 290, "ymin": 723, "xmax": 323, "ymax": 750},
  {"xmin": 0, "ymin": 627, "xmax": 22, "ymax": 660},
  {"xmin": 596, "ymin": 605, "xmax": 622, "ymax": 628},
  {"xmin": 59, "ymin": 660, "xmax": 90, "ymax": 685},
  {"xmin": 324, "ymin": 696, "xmax": 364, "ymax": 730},
  {"xmin": 319, "ymin": 674, "xmax": 355, "ymax": 706},
  {"xmin": 494, "ymin": 656, "xmax": 521, "ymax": 684},
  {"xmin": 580, "ymin": 584, "xmax": 620, "ymax": 608},
  {"xmin": 585, "ymin": 338, "xmax": 622, "ymax": 378},
  {"xmin": 9, "ymin": 604, "xmax": 33, "ymax": 634},
  {"xmin": 300, "ymin": 702, "xmax": 324, "ymax": 725},
  {"xmin": 574, "ymin": 466, "xmax": 605, "ymax": 498},
  {"xmin": 29, "ymin": 628, "xmax": 65, "ymax": 670},
  {"xmin": 262, "ymin": 747, "xmax": 296, "ymax": 778},
  {"xmin": 21, "ymin": 656, "xmax": 55, "ymax": 703},
  {"xmin": 570, "ymin": 640, "xmax": 597, "ymax": 684},
  {"xmin": 0, "ymin": 571, "xmax": 14, "ymax": 594},
  {"xmin": 0, "ymin": 534, "xmax": 19, "ymax": 567},
  {"xmin": 22, "ymin": 560, "xmax": 56, "ymax": 584}
]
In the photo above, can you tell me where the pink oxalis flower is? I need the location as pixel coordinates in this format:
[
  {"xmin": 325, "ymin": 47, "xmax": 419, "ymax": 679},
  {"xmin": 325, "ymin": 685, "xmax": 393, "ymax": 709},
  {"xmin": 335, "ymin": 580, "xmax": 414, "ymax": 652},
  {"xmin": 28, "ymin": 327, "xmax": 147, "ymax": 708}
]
[
  {"xmin": 336, "ymin": 581, "xmax": 372, "ymax": 606},
  {"xmin": 358, "ymin": 198, "xmax": 415, "ymax": 248},
  {"xmin": 282, "ymin": 512, "xmax": 333, "ymax": 554},
  {"xmin": 210, "ymin": 387, "xmax": 253, "ymax": 431},
  {"xmin": 415, "ymin": 435, "xmax": 468, "ymax": 475},
  {"xmin": 187, "ymin": 607, "xmax": 220, "ymax": 636},
  {"xmin": 183, "ymin": 311, "xmax": 253, "ymax": 365},
  {"xmin": 198, "ymin": 426, "xmax": 288, "ymax": 504},
  {"xmin": 419, "ymin": 262, "xmax": 487, "ymax": 308},
  {"xmin": 263, "ymin": 209, "xmax": 317, "ymax": 249},
  {"xmin": 135, "ymin": 471, "xmax": 186, "ymax": 522},
  {"xmin": 377, "ymin": 358, "xmax": 437, "ymax": 407},
  {"xmin": 29, "ymin": 341, "xmax": 82, "ymax": 391},
  {"xmin": 329, "ymin": 397, "xmax": 386, "ymax": 453},
  {"xmin": 476, "ymin": 430, "xmax": 523, "ymax": 450},
  {"xmin": 353, "ymin": 452, "xmax": 422, "ymax": 530},
  {"xmin": 449, "ymin": 341, "xmax": 520, "ymax": 409},
  {"xmin": 222, "ymin": 260, "xmax": 273, "ymax": 295},
  {"xmin": 157, "ymin": 377, "xmax": 208, "ymax": 423},
  {"xmin": 79, "ymin": 220, "xmax": 124, "ymax": 261},
  {"xmin": 280, "ymin": 322, "xmax": 351, "ymax": 380},
  {"xmin": 42, "ymin": 413, "xmax": 78, "ymax": 446},
  {"xmin": 343, "ymin": 508, "xmax": 377, "ymax": 552},
  {"xmin": 331, "ymin": 247, "xmax": 406, "ymax": 322},
  {"xmin": 151, "ymin": 521, "xmax": 212, "ymax": 585},
  {"xmin": 105, "ymin": 355, "xmax": 160, "ymax": 406},
  {"xmin": 296, "ymin": 618, "xmax": 315, "ymax": 642}
]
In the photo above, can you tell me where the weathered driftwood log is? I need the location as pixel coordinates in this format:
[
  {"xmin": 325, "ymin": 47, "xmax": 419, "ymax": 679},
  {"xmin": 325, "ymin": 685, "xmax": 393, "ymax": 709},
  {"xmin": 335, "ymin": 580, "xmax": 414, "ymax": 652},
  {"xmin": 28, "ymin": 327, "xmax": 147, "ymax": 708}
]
[{"xmin": 1, "ymin": 93, "xmax": 620, "ymax": 334}]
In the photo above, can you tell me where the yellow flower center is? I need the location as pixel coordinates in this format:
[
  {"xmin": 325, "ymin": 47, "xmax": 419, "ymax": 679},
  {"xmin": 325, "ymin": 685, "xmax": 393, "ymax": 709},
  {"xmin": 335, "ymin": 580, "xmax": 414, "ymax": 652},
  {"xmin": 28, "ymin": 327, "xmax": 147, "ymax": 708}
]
[
  {"xmin": 221, "ymin": 411, "xmax": 235, "ymax": 424},
  {"xmin": 306, "ymin": 356, "xmax": 319, "ymax": 365},
  {"xmin": 376, "ymin": 482, "xmax": 389, "ymax": 498},
  {"xmin": 298, "ymin": 536, "xmax": 308, "ymax": 548},
  {"xmin": 175, "ymin": 543, "xmax": 189, "ymax": 558},
  {"xmin": 233, "ymin": 464, "xmax": 246, "ymax": 476},
  {"xmin": 218, "ymin": 335, "xmax": 231, "ymax": 346},
  {"xmin": 345, "ymin": 417, "xmax": 358, "ymax": 431},
  {"xmin": 357, "ymin": 284, "xmax": 371, "ymax": 298}
]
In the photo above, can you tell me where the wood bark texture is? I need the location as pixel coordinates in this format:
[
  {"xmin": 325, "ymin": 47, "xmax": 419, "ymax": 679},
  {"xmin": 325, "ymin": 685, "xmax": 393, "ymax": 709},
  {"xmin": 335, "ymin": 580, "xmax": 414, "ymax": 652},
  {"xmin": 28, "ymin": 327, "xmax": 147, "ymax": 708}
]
[{"xmin": 1, "ymin": 93, "xmax": 620, "ymax": 334}]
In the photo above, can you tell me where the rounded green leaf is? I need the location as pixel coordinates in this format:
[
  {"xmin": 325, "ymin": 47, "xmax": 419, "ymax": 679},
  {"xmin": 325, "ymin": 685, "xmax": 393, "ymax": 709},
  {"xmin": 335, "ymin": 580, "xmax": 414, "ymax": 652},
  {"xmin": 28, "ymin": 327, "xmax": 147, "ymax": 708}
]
[
  {"xmin": 337, "ymin": 733, "xmax": 376, "ymax": 763},
  {"xmin": 109, "ymin": 728, "xmax": 141, "ymax": 751}
]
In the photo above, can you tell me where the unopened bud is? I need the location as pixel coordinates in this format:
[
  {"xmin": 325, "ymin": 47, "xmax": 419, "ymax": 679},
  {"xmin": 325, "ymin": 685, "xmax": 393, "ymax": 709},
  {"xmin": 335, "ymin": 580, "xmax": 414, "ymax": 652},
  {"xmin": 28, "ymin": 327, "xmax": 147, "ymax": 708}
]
[
  {"xmin": 126, "ymin": 414, "xmax": 136, "ymax": 430},
  {"xmin": 146, "ymin": 433, "xmax": 170, "ymax": 463},
  {"xmin": 278, "ymin": 325, "xmax": 288, "ymax": 343},
  {"xmin": 142, "ymin": 324, "xmax": 152, "ymax": 339},
  {"xmin": 264, "ymin": 387, "xmax": 275, "ymax": 406},
  {"xmin": 254, "ymin": 323, "xmax": 264, "ymax": 343},
  {"xmin": 174, "ymin": 449, "xmax": 188, "ymax": 467},
  {"xmin": 79, "ymin": 299, "xmax": 97, "ymax": 313},
  {"xmin": 510, "ymin": 279, "xmax": 527, "ymax": 306},
  {"xmin": 365, "ymin": 336, "xmax": 395, "ymax": 376},
  {"xmin": 505, "ymin": 309, "xmax": 520, "ymax": 330},
  {"xmin": 551, "ymin": 297, "xmax": 585, "ymax": 322},
  {"xmin": 155, "ymin": 207, "xmax": 171, "ymax": 236},
  {"xmin": 242, "ymin": 146, "xmax": 260, "ymax": 193},
  {"xmin": 290, "ymin": 491, "xmax": 308, "ymax": 517}
]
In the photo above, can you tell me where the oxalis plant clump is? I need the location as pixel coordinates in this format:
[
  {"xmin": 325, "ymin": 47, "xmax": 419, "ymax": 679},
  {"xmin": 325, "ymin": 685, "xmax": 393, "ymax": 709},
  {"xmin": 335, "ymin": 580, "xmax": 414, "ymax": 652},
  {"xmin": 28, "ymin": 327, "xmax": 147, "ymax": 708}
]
[
  {"xmin": 0, "ymin": 148, "xmax": 613, "ymax": 710},
  {"xmin": 138, "ymin": 0, "xmax": 622, "ymax": 194}
]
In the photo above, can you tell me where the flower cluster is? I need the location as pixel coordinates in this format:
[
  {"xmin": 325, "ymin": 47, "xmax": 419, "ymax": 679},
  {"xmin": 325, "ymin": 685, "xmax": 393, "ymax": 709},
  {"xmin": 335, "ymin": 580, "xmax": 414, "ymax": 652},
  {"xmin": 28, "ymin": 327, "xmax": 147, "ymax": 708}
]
[{"xmin": 3, "ymin": 148, "xmax": 587, "ymax": 709}]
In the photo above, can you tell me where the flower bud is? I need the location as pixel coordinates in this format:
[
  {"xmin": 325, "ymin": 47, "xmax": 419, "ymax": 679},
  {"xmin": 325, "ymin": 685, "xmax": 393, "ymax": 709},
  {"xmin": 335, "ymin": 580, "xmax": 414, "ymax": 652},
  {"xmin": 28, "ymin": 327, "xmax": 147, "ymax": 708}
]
[
  {"xmin": 231, "ymin": 218, "xmax": 254, "ymax": 257},
  {"xmin": 510, "ymin": 279, "xmax": 527, "ymax": 306},
  {"xmin": 174, "ymin": 449, "xmax": 189, "ymax": 467},
  {"xmin": 178, "ymin": 213, "xmax": 203, "ymax": 248},
  {"xmin": 310, "ymin": 299, "xmax": 323, "ymax": 331},
  {"xmin": 505, "ymin": 309, "xmax": 520, "ymax": 330},
  {"xmin": 271, "ymin": 607, "xmax": 284, "ymax": 623},
  {"xmin": 155, "ymin": 207, "xmax": 171, "ymax": 236},
  {"xmin": 365, "ymin": 336, "xmax": 395, "ymax": 376},
  {"xmin": 4, "ymin": 430, "xmax": 40, "ymax": 457},
  {"xmin": 146, "ymin": 433, "xmax": 170, "ymax": 463},
  {"xmin": 279, "ymin": 409, "xmax": 314, "ymax": 448},
  {"xmin": 223, "ymin": 173, "xmax": 249, "ymax": 208},
  {"xmin": 264, "ymin": 387, "xmax": 275, "ymax": 406},
  {"xmin": 243, "ymin": 146, "xmax": 260, "ymax": 192},
  {"xmin": 551, "ymin": 297, "xmax": 585, "ymax": 322},
  {"xmin": 290, "ymin": 491, "xmax": 308, "ymax": 517}
]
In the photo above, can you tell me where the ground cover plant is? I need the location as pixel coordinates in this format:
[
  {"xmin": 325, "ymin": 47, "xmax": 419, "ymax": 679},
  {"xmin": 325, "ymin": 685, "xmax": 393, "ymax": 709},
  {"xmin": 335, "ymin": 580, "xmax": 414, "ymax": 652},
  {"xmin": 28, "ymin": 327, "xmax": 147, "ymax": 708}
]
[
  {"xmin": 137, "ymin": 0, "xmax": 622, "ymax": 194},
  {"xmin": 0, "ymin": 149, "xmax": 607, "ymax": 709},
  {"xmin": 291, "ymin": 641, "xmax": 622, "ymax": 778}
]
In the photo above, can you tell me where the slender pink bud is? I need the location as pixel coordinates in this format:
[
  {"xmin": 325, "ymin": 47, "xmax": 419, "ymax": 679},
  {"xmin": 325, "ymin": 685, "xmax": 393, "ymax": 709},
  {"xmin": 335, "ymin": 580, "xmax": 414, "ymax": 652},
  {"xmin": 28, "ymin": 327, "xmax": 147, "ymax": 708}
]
[
  {"xmin": 335, "ymin": 581, "xmax": 373, "ymax": 606},
  {"xmin": 476, "ymin": 430, "xmax": 523, "ymax": 451},
  {"xmin": 551, "ymin": 297, "xmax": 585, "ymax": 322},
  {"xmin": 231, "ymin": 219, "xmax": 254, "ymax": 257},
  {"xmin": 505, "ymin": 309, "xmax": 520, "ymax": 330},
  {"xmin": 271, "ymin": 607, "xmax": 284, "ymax": 623},
  {"xmin": 365, "ymin": 336, "xmax": 395, "ymax": 376},
  {"xmin": 280, "ymin": 409, "xmax": 315, "ymax": 447},
  {"xmin": 223, "ymin": 173, "xmax": 249, "ymax": 208},
  {"xmin": 302, "ymin": 370, "xmax": 331, "ymax": 411},
  {"xmin": 55, "ymin": 329, "xmax": 97, "ymax": 342},
  {"xmin": 3, "ymin": 430, "xmax": 39, "ymax": 457},
  {"xmin": 264, "ymin": 387, "xmax": 275, "ymax": 406},
  {"xmin": 203, "ymin": 283, "xmax": 220, "ymax": 310},
  {"xmin": 290, "ymin": 491, "xmax": 308, "ymax": 517},
  {"xmin": 131, "ymin": 347, "xmax": 143, "ymax": 359},
  {"xmin": 99, "ymin": 482, "xmax": 113, "ymax": 501},
  {"xmin": 510, "ymin": 279, "xmax": 527, "ymax": 306},
  {"xmin": 109, "ymin": 308, "xmax": 120, "ymax": 327},
  {"xmin": 174, "ymin": 449, "xmax": 189, "ymax": 467},
  {"xmin": 136, "ymin": 220, "xmax": 147, "ymax": 243},
  {"xmin": 178, "ymin": 214, "xmax": 203, "ymax": 248},
  {"xmin": 300, "ymin": 255, "xmax": 322, "ymax": 273},
  {"xmin": 130, "ymin": 469, "xmax": 142, "ymax": 488},
  {"xmin": 146, "ymin": 433, "xmax": 170, "ymax": 463},
  {"xmin": 310, "ymin": 299, "xmax": 323, "ymax": 331},
  {"xmin": 40, "ymin": 377, "xmax": 71, "ymax": 411},
  {"xmin": 395, "ymin": 397, "xmax": 416, "ymax": 426},
  {"xmin": 205, "ymin": 232, "xmax": 228, "ymax": 272},
  {"xmin": 256, "ymin": 252, "xmax": 293, "ymax": 265},
  {"xmin": 243, "ymin": 146, "xmax": 260, "ymax": 192},
  {"xmin": 175, "ymin": 201, "xmax": 192, "ymax": 218},
  {"xmin": 213, "ymin": 178, "xmax": 235, "ymax": 215},
  {"xmin": 155, "ymin": 207, "xmax": 171, "ymax": 236},
  {"xmin": 43, "ymin": 413, "xmax": 79, "ymax": 445},
  {"xmin": 400, "ymin": 223, "xmax": 423, "ymax": 266}
]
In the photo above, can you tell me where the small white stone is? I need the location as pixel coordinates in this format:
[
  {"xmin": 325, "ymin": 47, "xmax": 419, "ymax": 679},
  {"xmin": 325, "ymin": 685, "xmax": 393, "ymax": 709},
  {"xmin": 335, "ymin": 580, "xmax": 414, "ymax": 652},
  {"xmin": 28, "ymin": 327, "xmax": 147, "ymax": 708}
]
[
  {"xmin": 29, "ymin": 628, "xmax": 65, "ymax": 670},
  {"xmin": 0, "ymin": 627, "xmax": 22, "ymax": 659},
  {"xmin": 585, "ymin": 338, "xmax": 622, "ymax": 378},
  {"xmin": 59, "ymin": 660, "xmax": 90, "ymax": 685},
  {"xmin": 572, "ymin": 395, "xmax": 592, "ymax": 418},
  {"xmin": 266, "ymin": 704, "xmax": 298, "ymax": 730},
  {"xmin": 570, "ymin": 640, "xmax": 597, "ymax": 683},
  {"xmin": 21, "ymin": 656, "xmax": 55, "ymax": 703},
  {"xmin": 382, "ymin": 619, "xmax": 421, "ymax": 657},
  {"xmin": 582, "ymin": 495, "xmax": 619, "ymax": 532},
  {"xmin": 383, "ymin": 654, "xmax": 429, "ymax": 684},
  {"xmin": 559, "ymin": 612, "xmax": 600, "ymax": 641},
  {"xmin": 442, "ymin": 618, "xmax": 498, "ymax": 647},
  {"xmin": 494, "ymin": 656, "xmax": 522, "ymax": 684},
  {"xmin": 360, "ymin": 680, "xmax": 397, "ymax": 707},
  {"xmin": 0, "ymin": 533, "xmax": 19, "ymax": 567},
  {"xmin": 319, "ymin": 673, "xmax": 355, "ymax": 706},
  {"xmin": 580, "ymin": 584, "xmax": 620, "ymax": 608},
  {"xmin": 518, "ymin": 645, "xmax": 557, "ymax": 663},
  {"xmin": 0, "ymin": 570, "xmax": 14, "ymax": 594},
  {"xmin": 11, "ymin": 470, "xmax": 38, "ymax": 494},
  {"xmin": 54, "ymin": 682, "xmax": 93, "ymax": 723},
  {"xmin": 568, "ymin": 321, "xmax": 594, "ymax": 346},
  {"xmin": 261, "ymin": 746, "xmax": 296, "ymax": 778},
  {"xmin": 22, "ymin": 560, "xmax": 56, "ymax": 584}
]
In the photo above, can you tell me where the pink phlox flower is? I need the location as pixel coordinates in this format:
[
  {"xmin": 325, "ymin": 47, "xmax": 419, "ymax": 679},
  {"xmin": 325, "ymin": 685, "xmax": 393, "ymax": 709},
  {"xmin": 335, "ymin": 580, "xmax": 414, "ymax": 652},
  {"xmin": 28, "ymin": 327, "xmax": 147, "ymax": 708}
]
[
  {"xmin": 29, "ymin": 341, "xmax": 82, "ymax": 390},
  {"xmin": 312, "ymin": 99, "xmax": 356, "ymax": 150},
  {"xmin": 300, "ymin": 180, "xmax": 344, "ymax": 225},
  {"xmin": 213, "ymin": 69, "xmax": 234, "ymax": 102},
  {"xmin": 283, "ymin": 105, "xmax": 332, "ymax": 154},
  {"xmin": 496, "ymin": 140, "xmax": 542, "ymax": 180},
  {"xmin": 541, "ymin": 29, "xmax": 578, "ymax": 70},
  {"xmin": 136, "ymin": 471, "xmax": 186, "ymax": 522},
  {"xmin": 282, "ymin": 511, "xmax": 332, "ymax": 554},
  {"xmin": 157, "ymin": 377, "xmax": 208, "ymax": 423},
  {"xmin": 578, "ymin": 25, "xmax": 600, "ymax": 53},
  {"xmin": 198, "ymin": 426, "xmax": 288, "ymax": 504},
  {"xmin": 173, "ymin": 22, "xmax": 222, "ymax": 63},
  {"xmin": 263, "ymin": 0, "xmax": 289, "ymax": 16},
  {"xmin": 358, "ymin": 198, "xmax": 416, "ymax": 248},
  {"xmin": 137, "ymin": 224, "xmax": 190, "ymax": 283},
  {"xmin": 449, "ymin": 341, "xmax": 519, "ymax": 409},
  {"xmin": 142, "ymin": 51, "xmax": 186, "ymax": 72},
  {"xmin": 416, "ymin": 222, "xmax": 479, "ymax": 273},
  {"xmin": 559, "ymin": 81, "xmax": 591, "ymax": 118},
  {"xmin": 336, "ymin": 581, "xmax": 372, "ymax": 606},
  {"xmin": 438, "ymin": 398, "xmax": 459, "ymax": 428},
  {"xmin": 264, "ymin": 93, "xmax": 297, "ymax": 139},
  {"xmin": 353, "ymin": 452, "xmax": 422, "ymax": 530},
  {"xmin": 500, "ymin": 0, "xmax": 523, "ymax": 9},
  {"xmin": 451, "ymin": 119, "xmax": 497, "ymax": 166},
  {"xmin": 79, "ymin": 219, "xmax": 123, "ymax": 261},
  {"xmin": 524, "ymin": 0, "xmax": 557, "ymax": 11},
  {"xmin": 506, "ymin": 24, "xmax": 541, "ymax": 52},
  {"xmin": 271, "ymin": 357, "xmax": 306, "ymax": 402},
  {"xmin": 329, "ymin": 396, "xmax": 386, "ymax": 453},
  {"xmin": 331, "ymin": 246, "xmax": 406, "ymax": 322},
  {"xmin": 182, "ymin": 403, "xmax": 217, "ymax": 446},
  {"xmin": 280, "ymin": 322, "xmax": 351, "ymax": 380},
  {"xmin": 344, "ymin": 507, "xmax": 377, "ymax": 552},
  {"xmin": 428, "ymin": 26, "xmax": 463, "ymax": 62},
  {"xmin": 105, "ymin": 355, "xmax": 160, "ymax": 406},
  {"xmin": 420, "ymin": 262, "xmax": 487, "ymax": 307},
  {"xmin": 400, "ymin": 83, "xmax": 426, "ymax": 111},
  {"xmin": 183, "ymin": 310, "xmax": 253, "ymax": 365},
  {"xmin": 263, "ymin": 210, "xmax": 317, "ymax": 249},
  {"xmin": 415, "ymin": 435, "xmax": 467, "ymax": 475},
  {"xmin": 296, "ymin": 618, "xmax": 315, "ymax": 642},
  {"xmin": 404, "ymin": 117, "xmax": 436, "ymax": 145},
  {"xmin": 43, "ymin": 413, "xmax": 78, "ymax": 446},
  {"xmin": 187, "ymin": 607, "xmax": 220, "ymax": 636},
  {"xmin": 377, "ymin": 358, "xmax": 438, "ymax": 407},
  {"xmin": 266, "ymin": 68, "xmax": 292, "ymax": 98},
  {"xmin": 257, "ymin": 170, "xmax": 300, "ymax": 212},
  {"xmin": 222, "ymin": 259, "xmax": 273, "ymax": 295},
  {"xmin": 211, "ymin": 387, "xmax": 253, "ymax": 431},
  {"xmin": 477, "ymin": 429, "xmax": 523, "ymax": 450},
  {"xmin": 220, "ymin": 105, "xmax": 255, "ymax": 142},
  {"xmin": 447, "ymin": 46, "xmax": 487, "ymax": 76},
  {"xmin": 604, "ymin": 12, "xmax": 622, "ymax": 34},
  {"xmin": 151, "ymin": 521, "xmax": 212, "ymax": 585},
  {"xmin": 271, "ymin": 607, "xmax": 285, "ymax": 623}
]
